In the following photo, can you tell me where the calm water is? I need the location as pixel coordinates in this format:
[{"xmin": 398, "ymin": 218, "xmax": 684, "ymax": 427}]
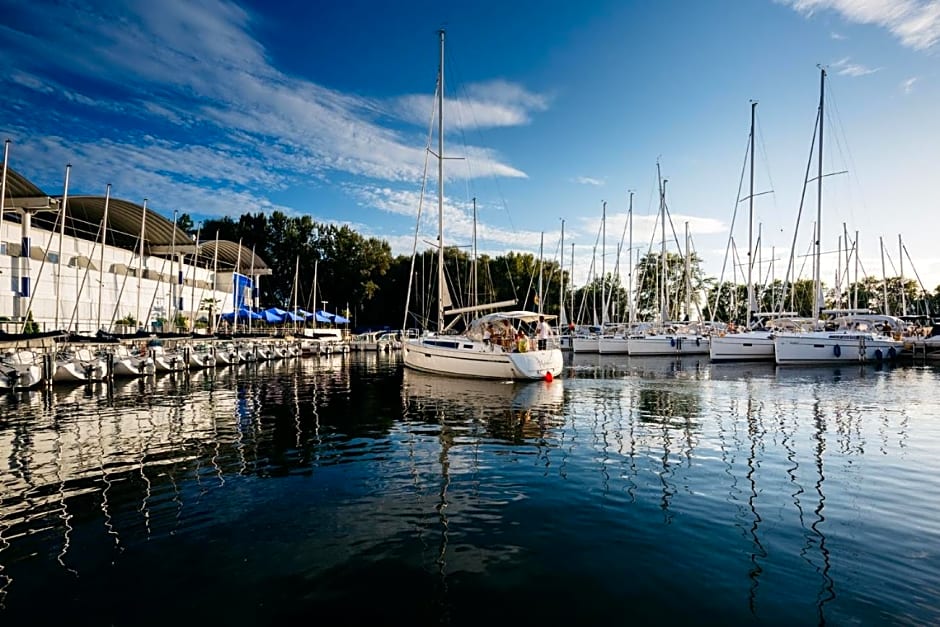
[{"xmin": 1, "ymin": 352, "xmax": 938, "ymax": 625}]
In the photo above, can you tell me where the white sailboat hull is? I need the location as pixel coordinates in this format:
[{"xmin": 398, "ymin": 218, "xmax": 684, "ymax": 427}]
[
  {"xmin": 403, "ymin": 338, "xmax": 562, "ymax": 380},
  {"xmin": 112, "ymin": 357, "xmax": 155, "ymax": 377},
  {"xmin": 628, "ymin": 334, "xmax": 710, "ymax": 356},
  {"xmin": 709, "ymin": 332, "xmax": 775, "ymax": 362},
  {"xmin": 0, "ymin": 364, "xmax": 43, "ymax": 389},
  {"xmin": 774, "ymin": 332, "xmax": 903, "ymax": 365},
  {"xmin": 1, "ymin": 351, "xmax": 44, "ymax": 389},
  {"xmin": 571, "ymin": 336, "xmax": 599, "ymax": 353},
  {"xmin": 597, "ymin": 336, "xmax": 630, "ymax": 354}
]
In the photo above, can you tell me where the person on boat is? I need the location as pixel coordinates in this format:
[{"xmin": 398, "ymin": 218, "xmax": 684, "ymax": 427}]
[
  {"xmin": 502, "ymin": 320, "xmax": 514, "ymax": 350},
  {"xmin": 515, "ymin": 330, "xmax": 529, "ymax": 353},
  {"xmin": 483, "ymin": 324, "xmax": 492, "ymax": 346},
  {"xmin": 536, "ymin": 315, "xmax": 552, "ymax": 351},
  {"xmin": 882, "ymin": 321, "xmax": 893, "ymax": 337}
]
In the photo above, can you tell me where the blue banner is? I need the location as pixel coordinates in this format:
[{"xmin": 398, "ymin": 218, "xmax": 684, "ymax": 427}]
[{"xmin": 233, "ymin": 273, "xmax": 253, "ymax": 309}]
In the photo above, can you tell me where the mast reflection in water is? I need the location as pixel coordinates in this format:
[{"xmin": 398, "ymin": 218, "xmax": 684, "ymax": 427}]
[{"xmin": 0, "ymin": 351, "xmax": 938, "ymax": 625}]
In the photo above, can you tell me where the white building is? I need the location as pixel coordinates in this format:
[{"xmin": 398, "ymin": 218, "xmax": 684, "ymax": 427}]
[{"xmin": 0, "ymin": 166, "xmax": 271, "ymax": 335}]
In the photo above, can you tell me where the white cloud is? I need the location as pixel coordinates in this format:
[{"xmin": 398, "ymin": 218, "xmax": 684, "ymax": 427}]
[
  {"xmin": 0, "ymin": 0, "xmax": 543, "ymax": 215},
  {"xmin": 830, "ymin": 31, "xmax": 847, "ymax": 39},
  {"xmin": 574, "ymin": 176, "xmax": 604, "ymax": 186},
  {"xmin": 784, "ymin": 0, "xmax": 940, "ymax": 50},
  {"xmin": 902, "ymin": 76, "xmax": 919, "ymax": 92},
  {"xmin": 831, "ymin": 57, "xmax": 880, "ymax": 76}
]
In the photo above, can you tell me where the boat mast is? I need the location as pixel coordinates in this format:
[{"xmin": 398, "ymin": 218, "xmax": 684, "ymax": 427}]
[
  {"xmin": 747, "ymin": 100, "xmax": 756, "ymax": 326},
  {"xmin": 627, "ymin": 190, "xmax": 634, "ymax": 326},
  {"xmin": 538, "ymin": 231, "xmax": 544, "ymax": 315},
  {"xmin": 96, "ymin": 183, "xmax": 111, "ymax": 331},
  {"xmin": 0, "ymin": 140, "xmax": 9, "ymax": 250},
  {"xmin": 559, "ymin": 219, "xmax": 565, "ymax": 326},
  {"xmin": 312, "ymin": 259, "xmax": 318, "ymax": 330},
  {"xmin": 570, "ymin": 242, "xmax": 575, "ymax": 327},
  {"xmin": 436, "ymin": 28, "xmax": 445, "ymax": 334},
  {"xmin": 472, "ymin": 197, "xmax": 477, "ymax": 309},
  {"xmin": 880, "ymin": 236, "xmax": 889, "ymax": 316},
  {"xmin": 136, "ymin": 199, "xmax": 148, "ymax": 330},
  {"xmin": 601, "ymin": 200, "xmax": 606, "ymax": 326},
  {"xmin": 685, "ymin": 221, "xmax": 691, "ymax": 321},
  {"xmin": 657, "ymin": 161, "xmax": 667, "ymax": 325},
  {"xmin": 813, "ymin": 67, "xmax": 825, "ymax": 320},
  {"xmin": 899, "ymin": 234, "xmax": 906, "ymax": 316},
  {"xmin": 55, "ymin": 164, "xmax": 71, "ymax": 330}
]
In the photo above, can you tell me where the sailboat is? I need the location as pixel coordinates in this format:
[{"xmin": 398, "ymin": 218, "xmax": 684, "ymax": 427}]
[
  {"xmin": 401, "ymin": 30, "xmax": 563, "ymax": 381},
  {"xmin": 710, "ymin": 101, "xmax": 794, "ymax": 362},
  {"xmin": 773, "ymin": 68, "xmax": 904, "ymax": 365},
  {"xmin": 627, "ymin": 164, "xmax": 709, "ymax": 356}
]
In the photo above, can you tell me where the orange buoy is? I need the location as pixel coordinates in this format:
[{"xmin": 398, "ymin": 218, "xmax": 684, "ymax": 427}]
[{"xmin": 544, "ymin": 371, "xmax": 553, "ymax": 382}]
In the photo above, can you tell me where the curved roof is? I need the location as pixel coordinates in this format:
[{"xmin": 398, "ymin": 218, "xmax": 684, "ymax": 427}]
[
  {"xmin": 196, "ymin": 239, "xmax": 270, "ymax": 274},
  {"xmin": 29, "ymin": 195, "xmax": 194, "ymax": 253},
  {"xmin": 2, "ymin": 166, "xmax": 271, "ymax": 273},
  {"xmin": 1, "ymin": 165, "xmax": 46, "ymax": 198}
]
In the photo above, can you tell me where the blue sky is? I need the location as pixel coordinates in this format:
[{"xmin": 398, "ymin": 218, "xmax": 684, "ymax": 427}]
[{"xmin": 1, "ymin": 0, "xmax": 938, "ymax": 292}]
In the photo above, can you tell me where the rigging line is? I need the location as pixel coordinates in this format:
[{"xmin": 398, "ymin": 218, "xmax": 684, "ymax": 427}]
[
  {"xmin": 402, "ymin": 70, "xmax": 441, "ymax": 331},
  {"xmin": 711, "ymin": 130, "xmax": 751, "ymax": 319},
  {"xmin": 782, "ymin": 107, "xmax": 820, "ymax": 313},
  {"xmin": 447, "ymin": 40, "xmax": 519, "ymax": 239},
  {"xmin": 755, "ymin": 110, "xmax": 779, "ymax": 216},
  {"xmin": 824, "ymin": 80, "xmax": 867, "ymax": 225}
]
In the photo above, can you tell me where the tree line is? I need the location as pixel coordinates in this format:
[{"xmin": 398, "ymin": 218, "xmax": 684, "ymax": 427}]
[{"xmin": 188, "ymin": 211, "xmax": 940, "ymax": 330}]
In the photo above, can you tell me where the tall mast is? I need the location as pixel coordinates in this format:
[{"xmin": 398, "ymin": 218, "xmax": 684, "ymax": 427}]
[
  {"xmin": 899, "ymin": 234, "xmax": 906, "ymax": 316},
  {"xmin": 538, "ymin": 231, "xmax": 544, "ymax": 315},
  {"xmin": 312, "ymin": 258, "xmax": 319, "ymax": 330},
  {"xmin": 169, "ymin": 209, "xmax": 178, "ymax": 328},
  {"xmin": 880, "ymin": 236, "xmax": 889, "ymax": 315},
  {"xmin": 747, "ymin": 100, "xmax": 757, "ymax": 325},
  {"xmin": 211, "ymin": 230, "xmax": 220, "ymax": 333},
  {"xmin": 657, "ymin": 162, "xmax": 667, "ymax": 325},
  {"xmin": 472, "ymin": 197, "xmax": 477, "ymax": 309},
  {"xmin": 601, "ymin": 200, "xmax": 606, "ymax": 325},
  {"xmin": 853, "ymin": 230, "xmax": 859, "ymax": 310},
  {"xmin": 0, "ymin": 140, "xmax": 9, "ymax": 248},
  {"xmin": 96, "ymin": 183, "xmax": 111, "ymax": 331},
  {"xmin": 436, "ymin": 28, "xmax": 445, "ymax": 333},
  {"xmin": 570, "ymin": 242, "xmax": 575, "ymax": 327},
  {"xmin": 190, "ymin": 227, "xmax": 201, "ymax": 332},
  {"xmin": 685, "ymin": 221, "xmax": 691, "ymax": 321},
  {"xmin": 55, "ymin": 164, "xmax": 71, "ymax": 330},
  {"xmin": 559, "ymin": 219, "xmax": 565, "ymax": 326},
  {"xmin": 136, "ymin": 199, "xmax": 148, "ymax": 329},
  {"xmin": 627, "ymin": 191, "xmax": 634, "ymax": 325},
  {"xmin": 813, "ymin": 67, "xmax": 826, "ymax": 320}
]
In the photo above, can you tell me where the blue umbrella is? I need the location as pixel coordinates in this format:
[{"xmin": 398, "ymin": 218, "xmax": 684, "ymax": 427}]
[
  {"xmin": 262, "ymin": 307, "xmax": 289, "ymax": 324},
  {"xmin": 221, "ymin": 306, "xmax": 261, "ymax": 322},
  {"xmin": 331, "ymin": 313, "xmax": 350, "ymax": 324},
  {"xmin": 313, "ymin": 309, "xmax": 334, "ymax": 324}
]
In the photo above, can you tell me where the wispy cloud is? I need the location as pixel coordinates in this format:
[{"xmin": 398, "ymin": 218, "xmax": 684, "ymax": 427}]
[
  {"xmin": 831, "ymin": 56, "xmax": 880, "ymax": 76},
  {"xmin": 902, "ymin": 76, "xmax": 919, "ymax": 93},
  {"xmin": 574, "ymin": 176, "xmax": 604, "ymax": 186},
  {"xmin": 0, "ymin": 0, "xmax": 546, "ymax": 220},
  {"xmin": 830, "ymin": 31, "xmax": 847, "ymax": 39},
  {"xmin": 783, "ymin": 0, "xmax": 940, "ymax": 50}
]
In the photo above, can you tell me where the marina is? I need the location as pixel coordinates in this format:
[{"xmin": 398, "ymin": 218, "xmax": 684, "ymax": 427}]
[{"xmin": 1, "ymin": 351, "xmax": 938, "ymax": 624}]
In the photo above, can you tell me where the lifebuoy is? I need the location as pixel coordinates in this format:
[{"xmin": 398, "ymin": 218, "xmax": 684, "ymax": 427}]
[
  {"xmin": 833, "ymin": 344, "xmax": 841, "ymax": 357},
  {"xmin": 888, "ymin": 347, "xmax": 897, "ymax": 360},
  {"xmin": 875, "ymin": 349, "xmax": 883, "ymax": 361}
]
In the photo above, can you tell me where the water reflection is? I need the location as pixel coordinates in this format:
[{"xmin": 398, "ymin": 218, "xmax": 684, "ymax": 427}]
[{"xmin": 0, "ymin": 355, "xmax": 937, "ymax": 624}]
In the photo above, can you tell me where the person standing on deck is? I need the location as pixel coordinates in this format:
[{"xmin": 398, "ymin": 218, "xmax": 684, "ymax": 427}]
[{"xmin": 536, "ymin": 315, "xmax": 552, "ymax": 351}]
